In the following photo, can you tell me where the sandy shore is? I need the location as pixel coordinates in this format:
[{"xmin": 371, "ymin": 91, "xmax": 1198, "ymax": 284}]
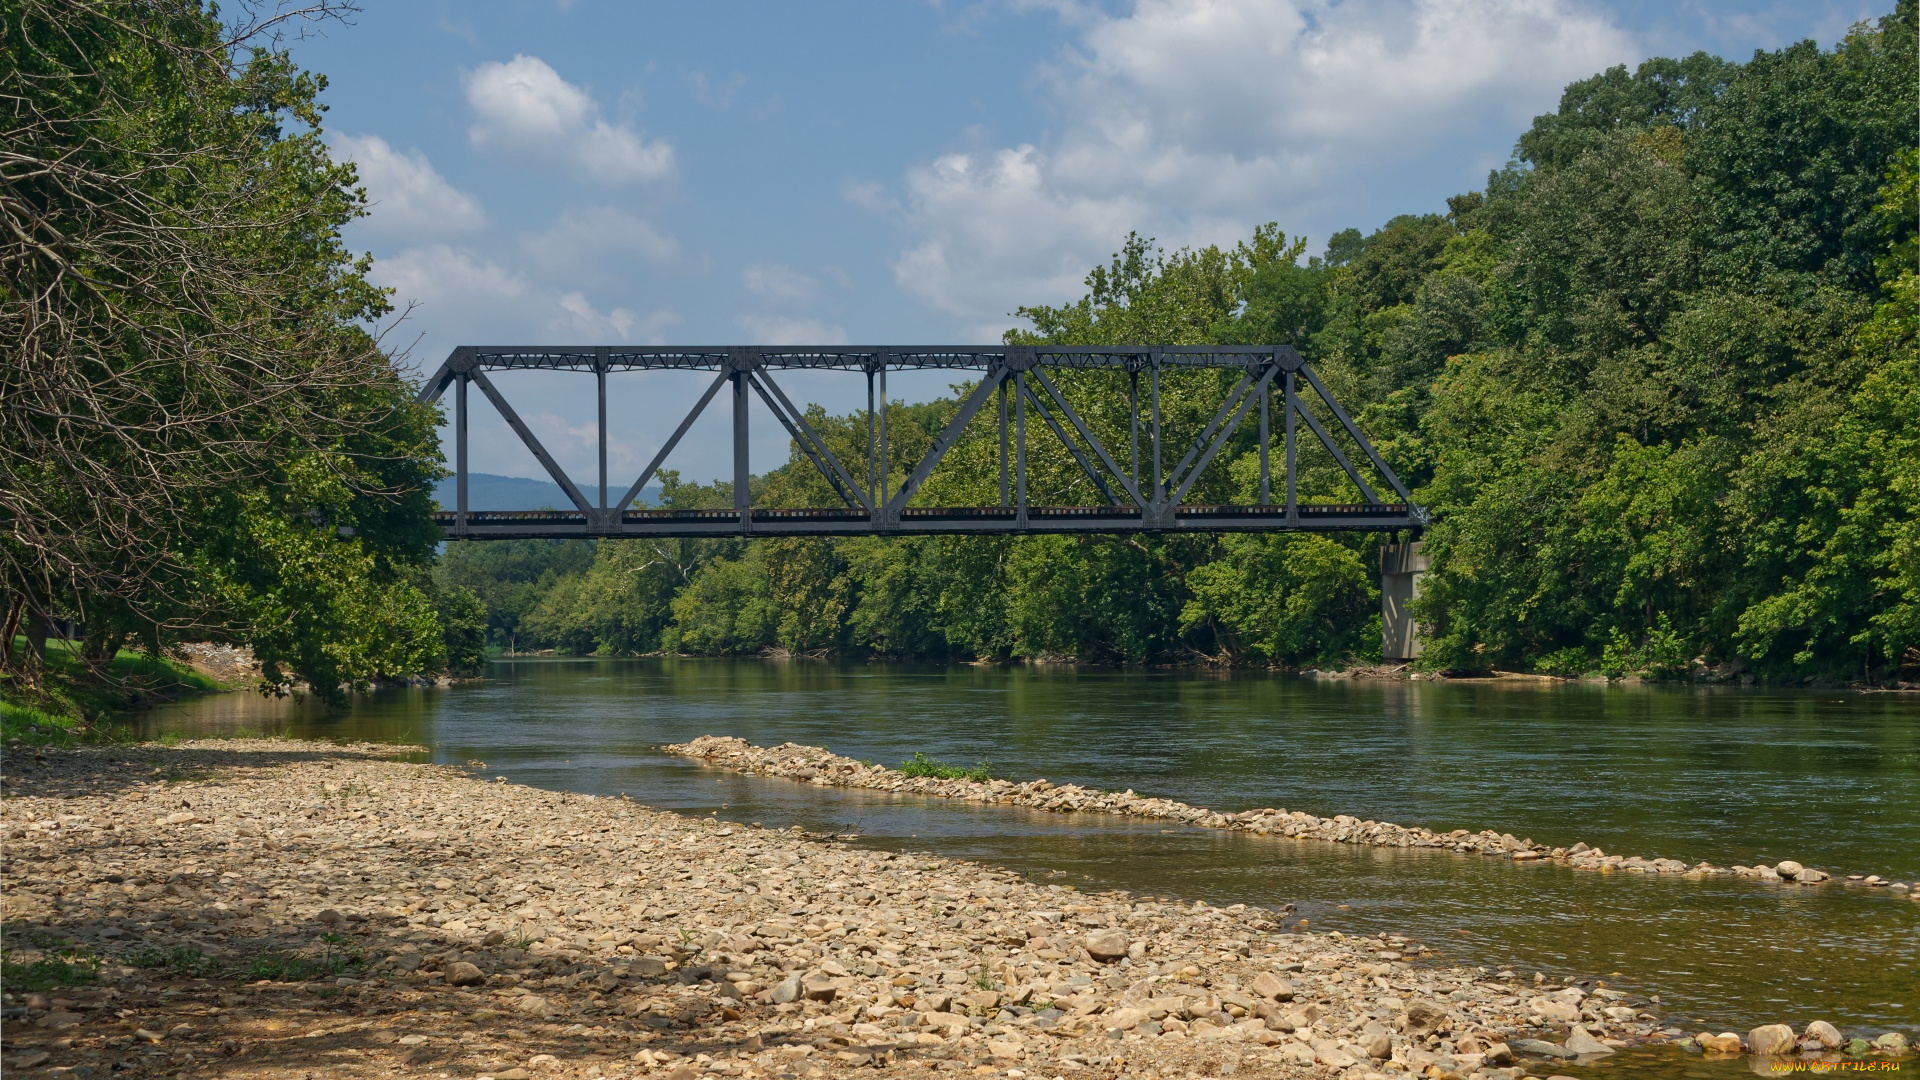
[{"xmin": 0, "ymin": 740, "xmax": 1893, "ymax": 1080}]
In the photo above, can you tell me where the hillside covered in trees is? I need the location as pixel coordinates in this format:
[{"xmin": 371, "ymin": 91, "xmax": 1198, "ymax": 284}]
[{"xmin": 441, "ymin": 3, "xmax": 1918, "ymax": 684}]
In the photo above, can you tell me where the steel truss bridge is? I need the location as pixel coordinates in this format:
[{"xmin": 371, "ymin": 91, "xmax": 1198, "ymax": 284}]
[{"xmin": 416, "ymin": 345, "xmax": 1427, "ymax": 540}]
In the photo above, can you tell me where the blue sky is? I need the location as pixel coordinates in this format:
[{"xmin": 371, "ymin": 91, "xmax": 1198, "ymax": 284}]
[{"xmin": 290, "ymin": 0, "xmax": 1888, "ymax": 486}]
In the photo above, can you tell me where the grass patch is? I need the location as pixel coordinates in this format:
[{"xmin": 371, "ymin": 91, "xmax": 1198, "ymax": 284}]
[
  {"xmin": 128, "ymin": 944, "xmax": 221, "ymax": 978},
  {"xmin": 1, "ymin": 941, "xmax": 103, "ymax": 991},
  {"xmin": 898, "ymin": 752, "xmax": 992, "ymax": 782},
  {"xmin": 0, "ymin": 699, "xmax": 87, "ymax": 746},
  {"xmin": 3, "ymin": 636, "xmax": 230, "ymax": 746}
]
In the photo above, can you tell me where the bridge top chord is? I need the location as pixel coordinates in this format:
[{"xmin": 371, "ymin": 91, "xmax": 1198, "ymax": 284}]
[{"xmin": 417, "ymin": 344, "xmax": 1427, "ymax": 540}]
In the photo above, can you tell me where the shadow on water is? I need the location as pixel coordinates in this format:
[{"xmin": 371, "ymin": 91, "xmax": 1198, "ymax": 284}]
[{"xmin": 136, "ymin": 657, "xmax": 1918, "ymax": 1039}]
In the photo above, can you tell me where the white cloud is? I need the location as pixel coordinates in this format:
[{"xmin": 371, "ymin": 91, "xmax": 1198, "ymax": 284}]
[
  {"xmin": 333, "ymin": 134, "xmax": 486, "ymax": 238},
  {"xmin": 742, "ymin": 262, "xmax": 820, "ymax": 304},
  {"xmin": 738, "ymin": 314, "xmax": 850, "ymax": 346},
  {"xmin": 873, "ymin": 0, "xmax": 1634, "ymax": 332},
  {"xmin": 522, "ymin": 206, "xmax": 685, "ymax": 272},
  {"xmin": 369, "ymin": 244, "xmax": 677, "ymax": 344},
  {"xmin": 464, "ymin": 55, "xmax": 675, "ymax": 184}
]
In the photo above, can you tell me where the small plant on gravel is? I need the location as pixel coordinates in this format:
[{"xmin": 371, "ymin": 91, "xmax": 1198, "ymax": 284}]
[
  {"xmin": 128, "ymin": 945, "xmax": 219, "ymax": 977},
  {"xmin": 247, "ymin": 933, "xmax": 365, "ymax": 982},
  {"xmin": 898, "ymin": 752, "xmax": 991, "ymax": 782}
]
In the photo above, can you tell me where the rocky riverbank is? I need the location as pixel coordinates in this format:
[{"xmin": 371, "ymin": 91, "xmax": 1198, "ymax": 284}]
[
  {"xmin": 1, "ymin": 740, "xmax": 1911, "ymax": 1080},
  {"xmin": 668, "ymin": 737, "xmax": 1919, "ymax": 897}
]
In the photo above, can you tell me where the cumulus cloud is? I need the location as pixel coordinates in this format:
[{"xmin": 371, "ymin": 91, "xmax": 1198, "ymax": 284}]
[
  {"xmin": 368, "ymin": 244, "xmax": 676, "ymax": 345},
  {"xmin": 465, "ymin": 55, "xmax": 675, "ymax": 184},
  {"xmin": 522, "ymin": 206, "xmax": 685, "ymax": 273},
  {"xmin": 738, "ymin": 314, "xmax": 850, "ymax": 346},
  {"xmin": 874, "ymin": 0, "xmax": 1634, "ymax": 332},
  {"xmin": 742, "ymin": 262, "xmax": 821, "ymax": 304},
  {"xmin": 333, "ymin": 134, "xmax": 486, "ymax": 238}
]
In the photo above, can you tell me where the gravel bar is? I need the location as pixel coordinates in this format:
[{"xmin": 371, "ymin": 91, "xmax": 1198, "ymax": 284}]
[
  {"xmin": 668, "ymin": 736, "xmax": 1920, "ymax": 895},
  {"xmin": 1, "ymin": 739, "xmax": 1906, "ymax": 1080}
]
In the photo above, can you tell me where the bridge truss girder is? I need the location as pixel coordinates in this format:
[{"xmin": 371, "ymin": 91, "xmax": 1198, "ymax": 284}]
[{"xmin": 414, "ymin": 345, "xmax": 1427, "ymax": 540}]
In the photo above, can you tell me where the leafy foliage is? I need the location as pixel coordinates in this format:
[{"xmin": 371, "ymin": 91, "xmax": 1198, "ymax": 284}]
[{"xmin": 3, "ymin": 1, "xmax": 460, "ymax": 705}]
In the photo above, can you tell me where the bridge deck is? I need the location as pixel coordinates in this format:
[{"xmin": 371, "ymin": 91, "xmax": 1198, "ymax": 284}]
[{"xmin": 435, "ymin": 504, "xmax": 1419, "ymax": 539}]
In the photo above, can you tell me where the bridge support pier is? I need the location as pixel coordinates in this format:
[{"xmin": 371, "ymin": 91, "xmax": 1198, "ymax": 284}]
[{"xmin": 1381, "ymin": 541, "xmax": 1429, "ymax": 663}]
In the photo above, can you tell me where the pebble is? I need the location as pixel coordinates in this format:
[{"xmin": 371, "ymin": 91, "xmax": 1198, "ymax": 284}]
[{"xmin": 2, "ymin": 737, "xmax": 1911, "ymax": 1080}]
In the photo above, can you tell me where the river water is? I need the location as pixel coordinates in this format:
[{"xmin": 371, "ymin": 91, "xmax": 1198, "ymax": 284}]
[{"xmin": 138, "ymin": 658, "xmax": 1917, "ymax": 1051}]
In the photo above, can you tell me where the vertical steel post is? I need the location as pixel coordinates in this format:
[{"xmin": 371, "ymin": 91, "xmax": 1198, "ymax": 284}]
[
  {"xmin": 1129, "ymin": 370, "xmax": 1141, "ymax": 488},
  {"xmin": 998, "ymin": 374, "xmax": 1010, "ymax": 507},
  {"xmin": 733, "ymin": 368, "xmax": 750, "ymax": 532},
  {"xmin": 1014, "ymin": 371, "xmax": 1028, "ymax": 523},
  {"xmin": 1258, "ymin": 364, "xmax": 1270, "ymax": 506},
  {"xmin": 597, "ymin": 363, "xmax": 608, "ymax": 513},
  {"xmin": 455, "ymin": 372, "xmax": 469, "ymax": 531},
  {"xmin": 866, "ymin": 370, "xmax": 876, "ymax": 510},
  {"xmin": 1150, "ymin": 360, "xmax": 1163, "ymax": 503},
  {"xmin": 877, "ymin": 366, "xmax": 889, "ymax": 506},
  {"xmin": 1284, "ymin": 368, "xmax": 1297, "ymax": 520}
]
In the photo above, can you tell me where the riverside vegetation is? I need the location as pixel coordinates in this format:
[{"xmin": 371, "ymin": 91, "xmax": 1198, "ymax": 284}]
[
  {"xmin": 441, "ymin": 4, "xmax": 1919, "ymax": 686},
  {"xmin": 2, "ymin": 1, "xmax": 487, "ymax": 730},
  {"xmin": 4, "ymin": 739, "xmax": 1913, "ymax": 1080}
]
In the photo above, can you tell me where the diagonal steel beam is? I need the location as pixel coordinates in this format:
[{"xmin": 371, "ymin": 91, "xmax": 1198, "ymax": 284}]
[
  {"xmin": 1021, "ymin": 381, "xmax": 1121, "ymax": 506},
  {"xmin": 1163, "ymin": 370, "xmax": 1256, "ymax": 501},
  {"xmin": 415, "ymin": 356, "xmax": 458, "ymax": 404},
  {"xmin": 753, "ymin": 370, "xmax": 871, "ymax": 511},
  {"xmin": 748, "ymin": 372, "xmax": 863, "ymax": 510},
  {"xmin": 1296, "ymin": 364, "xmax": 1414, "ymax": 503},
  {"xmin": 1029, "ymin": 368, "xmax": 1144, "ymax": 507},
  {"xmin": 884, "ymin": 367, "xmax": 1007, "ymax": 517},
  {"xmin": 615, "ymin": 370, "xmax": 730, "ymax": 511},
  {"xmin": 467, "ymin": 368, "xmax": 594, "ymax": 514},
  {"xmin": 1170, "ymin": 364, "xmax": 1277, "ymax": 506},
  {"xmin": 1291, "ymin": 387, "xmax": 1382, "ymax": 505}
]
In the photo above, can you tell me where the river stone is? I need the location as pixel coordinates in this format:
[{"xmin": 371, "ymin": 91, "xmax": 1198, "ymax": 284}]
[
  {"xmin": 1875, "ymin": 1033, "xmax": 1911, "ymax": 1053},
  {"xmin": 1405, "ymin": 998, "xmax": 1448, "ymax": 1038},
  {"xmin": 1104, "ymin": 1007, "xmax": 1150, "ymax": 1032},
  {"xmin": 1484, "ymin": 1041, "xmax": 1516, "ymax": 1065},
  {"xmin": 1361, "ymin": 1031, "xmax": 1391, "ymax": 1059},
  {"xmin": 1749, "ymin": 1024, "xmax": 1797, "ymax": 1055},
  {"xmin": 801, "ymin": 972, "xmax": 841, "ymax": 1001},
  {"xmin": 1805, "ymin": 1021, "xmax": 1843, "ymax": 1049},
  {"xmin": 1565, "ymin": 1026, "xmax": 1613, "ymax": 1056},
  {"xmin": 1529, "ymin": 996, "xmax": 1580, "ymax": 1023},
  {"xmin": 512, "ymin": 994, "xmax": 551, "ymax": 1016},
  {"xmin": 1083, "ymin": 929, "xmax": 1129, "ymax": 963},
  {"xmin": 1511, "ymin": 1039, "xmax": 1575, "ymax": 1059},
  {"xmin": 1697, "ymin": 1032, "xmax": 1744, "ymax": 1053},
  {"xmin": 1251, "ymin": 971, "xmax": 1294, "ymax": 1001},
  {"xmin": 1775, "ymin": 860, "xmax": 1804, "ymax": 879},
  {"xmin": 443, "ymin": 961, "xmax": 485, "ymax": 986},
  {"xmin": 768, "ymin": 974, "xmax": 802, "ymax": 1005}
]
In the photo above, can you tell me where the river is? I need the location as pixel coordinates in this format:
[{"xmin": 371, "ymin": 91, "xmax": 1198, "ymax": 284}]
[{"xmin": 137, "ymin": 657, "xmax": 1918, "ymax": 1051}]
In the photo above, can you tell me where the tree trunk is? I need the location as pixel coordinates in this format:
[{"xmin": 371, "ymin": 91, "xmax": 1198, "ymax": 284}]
[{"xmin": 0, "ymin": 594, "xmax": 22, "ymax": 671}]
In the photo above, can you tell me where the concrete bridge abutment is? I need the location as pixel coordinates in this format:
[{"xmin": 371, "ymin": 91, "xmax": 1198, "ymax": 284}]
[{"xmin": 1381, "ymin": 541, "xmax": 1429, "ymax": 663}]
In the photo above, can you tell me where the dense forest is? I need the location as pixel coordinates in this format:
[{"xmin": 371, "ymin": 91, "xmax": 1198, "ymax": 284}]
[{"xmin": 441, "ymin": 2, "xmax": 1918, "ymax": 683}]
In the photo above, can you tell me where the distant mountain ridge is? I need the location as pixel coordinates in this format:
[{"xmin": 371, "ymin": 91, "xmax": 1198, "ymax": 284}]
[{"xmin": 432, "ymin": 472, "xmax": 660, "ymax": 512}]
